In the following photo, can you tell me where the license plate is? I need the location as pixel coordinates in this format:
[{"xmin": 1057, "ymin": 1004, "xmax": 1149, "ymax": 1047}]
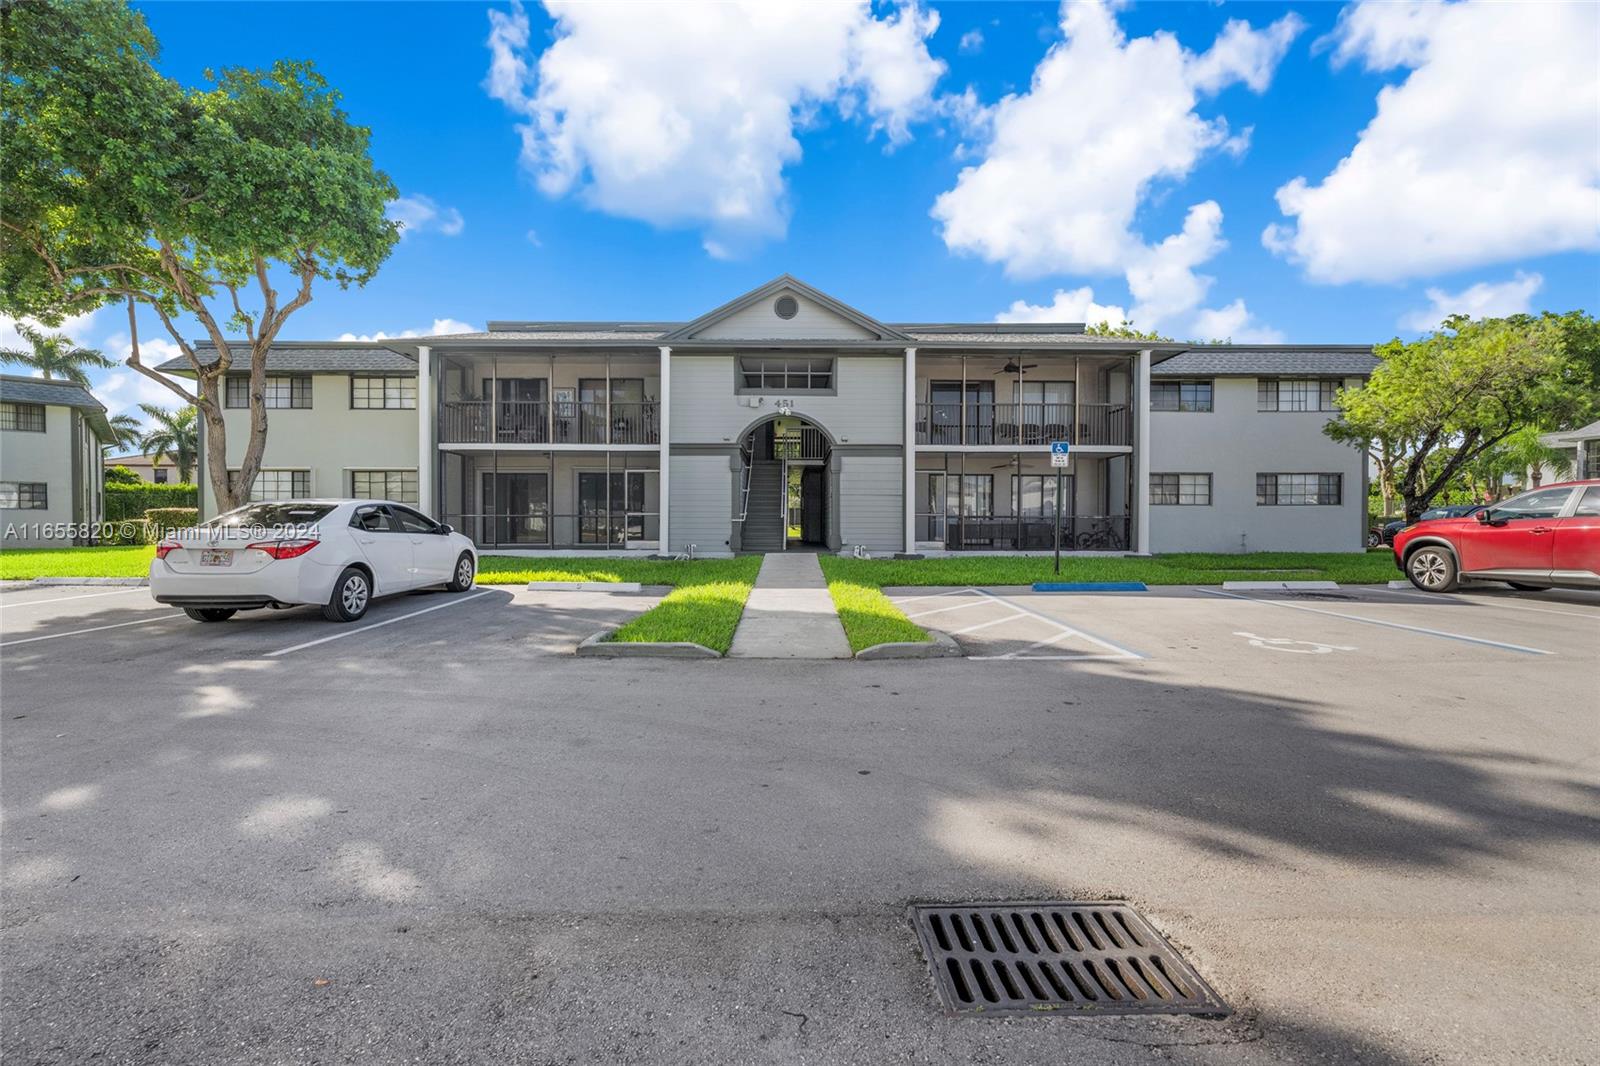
[{"xmin": 199, "ymin": 549, "xmax": 233, "ymax": 567}]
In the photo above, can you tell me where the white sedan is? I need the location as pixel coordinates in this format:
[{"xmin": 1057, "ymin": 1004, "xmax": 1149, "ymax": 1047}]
[{"xmin": 150, "ymin": 499, "xmax": 478, "ymax": 623}]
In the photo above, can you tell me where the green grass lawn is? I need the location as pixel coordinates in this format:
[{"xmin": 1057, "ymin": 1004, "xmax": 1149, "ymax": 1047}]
[
  {"xmin": 819, "ymin": 550, "xmax": 1398, "ymax": 589},
  {"xmin": 0, "ymin": 545, "xmax": 156, "ymax": 580},
  {"xmin": 825, "ymin": 576, "xmax": 931, "ymax": 653},
  {"xmin": 477, "ymin": 555, "xmax": 763, "ymax": 654}
]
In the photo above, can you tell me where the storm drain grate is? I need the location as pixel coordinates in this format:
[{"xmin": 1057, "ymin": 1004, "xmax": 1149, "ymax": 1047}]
[{"xmin": 910, "ymin": 902, "xmax": 1229, "ymax": 1018}]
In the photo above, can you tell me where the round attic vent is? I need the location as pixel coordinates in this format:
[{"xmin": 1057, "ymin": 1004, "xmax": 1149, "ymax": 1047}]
[{"xmin": 774, "ymin": 294, "xmax": 799, "ymax": 320}]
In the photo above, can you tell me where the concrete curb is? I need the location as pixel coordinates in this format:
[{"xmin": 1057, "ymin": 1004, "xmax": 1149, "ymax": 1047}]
[
  {"xmin": 855, "ymin": 630, "xmax": 963, "ymax": 660},
  {"xmin": 1221, "ymin": 580, "xmax": 1340, "ymax": 591},
  {"xmin": 31, "ymin": 577, "xmax": 149, "ymax": 587},
  {"xmin": 575, "ymin": 627, "xmax": 721, "ymax": 659},
  {"xmin": 529, "ymin": 581, "xmax": 644, "ymax": 593}
]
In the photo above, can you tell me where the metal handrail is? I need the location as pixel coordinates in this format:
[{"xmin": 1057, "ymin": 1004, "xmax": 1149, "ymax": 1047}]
[{"xmin": 733, "ymin": 446, "xmax": 753, "ymax": 524}]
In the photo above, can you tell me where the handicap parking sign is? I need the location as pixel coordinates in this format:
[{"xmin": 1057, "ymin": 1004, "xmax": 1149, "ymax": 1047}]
[{"xmin": 1050, "ymin": 440, "xmax": 1071, "ymax": 467}]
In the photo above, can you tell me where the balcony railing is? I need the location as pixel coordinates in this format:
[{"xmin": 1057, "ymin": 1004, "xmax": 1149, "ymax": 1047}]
[
  {"xmin": 438, "ymin": 400, "xmax": 660, "ymax": 445},
  {"xmin": 772, "ymin": 426, "xmax": 828, "ymax": 460},
  {"xmin": 442, "ymin": 510, "xmax": 660, "ymax": 549},
  {"xmin": 916, "ymin": 513, "xmax": 1129, "ymax": 552},
  {"xmin": 915, "ymin": 402, "xmax": 1131, "ymax": 447}
]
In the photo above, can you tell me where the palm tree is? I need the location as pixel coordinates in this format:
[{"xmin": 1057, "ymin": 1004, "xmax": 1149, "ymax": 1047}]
[
  {"xmin": 0, "ymin": 324, "xmax": 116, "ymax": 385},
  {"xmin": 138, "ymin": 404, "xmax": 199, "ymax": 484},
  {"xmin": 104, "ymin": 413, "xmax": 144, "ymax": 457}
]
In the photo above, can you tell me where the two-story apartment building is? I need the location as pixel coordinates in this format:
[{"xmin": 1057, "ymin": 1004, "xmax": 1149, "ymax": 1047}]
[
  {"xmin": 0, "ymin": 375, "xmax": 113, "ymax": 547},
  {"xmin": 166, "ymin": 276, "xmax": 1376, "ymax": 556}
]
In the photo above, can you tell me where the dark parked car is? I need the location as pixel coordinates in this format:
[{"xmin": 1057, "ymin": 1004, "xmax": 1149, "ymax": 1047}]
[
  {"xmin": 1381, "ymin": 504, "xmax": 1486, "ymax": 546},
  {"xmin": 1394, "ymin": 481, "xmax": 1600, "ymax": 592}
]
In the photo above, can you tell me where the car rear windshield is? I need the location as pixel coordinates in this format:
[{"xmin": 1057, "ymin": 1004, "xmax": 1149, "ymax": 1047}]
[{"xmin": 206, "ymin": 503, "xmax": 335, "ymax": 528}]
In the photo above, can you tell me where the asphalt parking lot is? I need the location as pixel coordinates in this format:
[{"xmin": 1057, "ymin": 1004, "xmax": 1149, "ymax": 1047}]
[{"xmin": 3, "ymin": 580, "xmax": 1597, "ymax": 1064}]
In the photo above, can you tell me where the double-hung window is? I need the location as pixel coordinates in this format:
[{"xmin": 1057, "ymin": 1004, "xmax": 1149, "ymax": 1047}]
[
  {"xmin": 1150, "ymin": 381, "xmax": 1213, "ymax": 412},
  {"xmin": 737, "ymin": 356, "xmax": 834, "ymax": 392},
  {"xmin": 0, "ymin": 482, "xmax": 48, "ymax": 509},
  {"xmin": 238, "ymin": 468, "xmax": 310, "ymax": 501},
  {"xmin": 351, "ymin": 469, "xmax": 418, "ymax": 503},
  {"xmin": 350, "ymin": 375, "xmax": 416, "ymax": 409},
  {"xmin": 0, "ymin": 402, "xmax": 46, "ymax": 432},
  {"xmin": 1256, "ymin": 473, "xmax": 1342, "ymax": 506},
  {"xmin": 1151, "ymin": 473, "xmax": 1212, "ymax": 505},
  {"xmin": 1258, "ymin": 379, "xmax": 1339, "ymax": 412},
  {"xmin": 226, "ymin": 376, "xmax": 312, "ymax": 409}
]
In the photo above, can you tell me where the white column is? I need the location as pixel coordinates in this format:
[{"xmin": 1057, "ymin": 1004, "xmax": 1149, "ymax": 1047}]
[
  {"xmin": 658, "ymin": 345, "xmax": 671, "ymax": 553},
  {"xmin": 1135, "ymin": 347, "xmax": 1152, "ymax": 555},
  {"xmin": 903, "ymin": 345, "xmax": 917, "ymax": 553},
  {"xmin": 417, "ymin": 345, "xmax": 433, "ymax": 517}
]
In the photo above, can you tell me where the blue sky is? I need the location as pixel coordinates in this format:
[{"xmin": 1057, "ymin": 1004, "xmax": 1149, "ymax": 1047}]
[{"xmin": 11, "ymin": 1, "xmax": 1598, "ymax": 425}]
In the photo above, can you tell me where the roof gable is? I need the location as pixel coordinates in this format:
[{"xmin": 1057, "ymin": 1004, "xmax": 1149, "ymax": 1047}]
[{"xmin": 663, "ymin": 275, "xmax": 910, "ymax": 343}]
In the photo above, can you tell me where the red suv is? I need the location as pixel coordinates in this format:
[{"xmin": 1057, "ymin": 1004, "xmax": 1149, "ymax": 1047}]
[{"xmin": 1394, "ymin": 480, "xmax": 1600, "ymax": 592}]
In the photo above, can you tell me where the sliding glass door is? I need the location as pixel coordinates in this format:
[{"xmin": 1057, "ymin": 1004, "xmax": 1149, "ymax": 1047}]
[{"xmin": 480, "ymin": 472, "xmax": 549, "ymax": 546}]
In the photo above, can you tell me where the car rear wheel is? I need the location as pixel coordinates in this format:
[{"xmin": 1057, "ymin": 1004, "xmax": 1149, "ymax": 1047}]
[
  {"xmin": 183, "ymin": 607, "xmax": 236, "ymax": 623},
  {"xmin": 447, "ymin": 552, "xmax": 475, "ymax": 592},
  {"xmin": 1406, "ymin": 546, "xmax": 1459, "ymax": 592},
  {"xmin": 323, "ymin": 567, "xmax": 371, "ymax": 622},
  {"xmin": 1366, "ymin": 530, "xmax": 1381, "ymax": 548}
]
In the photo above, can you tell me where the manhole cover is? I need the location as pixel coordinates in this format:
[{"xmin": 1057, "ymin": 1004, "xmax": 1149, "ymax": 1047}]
[{"xmin": 910, "ymin": 902, "xmax": 1228, "ymax": 1017}]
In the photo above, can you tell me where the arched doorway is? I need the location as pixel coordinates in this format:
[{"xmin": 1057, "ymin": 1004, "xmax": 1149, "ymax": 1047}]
[{"xmin": 734, "ymin": 414, "xmax": 835, "ymax": 552}]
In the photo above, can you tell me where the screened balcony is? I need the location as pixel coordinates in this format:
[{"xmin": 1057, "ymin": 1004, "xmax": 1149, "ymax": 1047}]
[
  {"xmin": 435, "ymin": 352, "xmax": 660, "ymax": 446},
  {"xmin": 914, "ymin": 353, "xmax": 1134, "ymax": 448}
]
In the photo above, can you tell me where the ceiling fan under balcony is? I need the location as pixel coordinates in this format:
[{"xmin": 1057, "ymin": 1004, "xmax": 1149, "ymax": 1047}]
[{"xmin": 1000, "ymin": 359, "xmax": 1038, "ymax": 374}]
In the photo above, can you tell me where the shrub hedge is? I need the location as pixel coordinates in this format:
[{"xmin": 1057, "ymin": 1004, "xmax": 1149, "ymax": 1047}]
[
  {"xmin": 144, "ymin": 507, "xmax": 200, "ymax": 534},
  {"xmin": 105, "ymin": 482, "xmax": 198, "ymax": 520}
]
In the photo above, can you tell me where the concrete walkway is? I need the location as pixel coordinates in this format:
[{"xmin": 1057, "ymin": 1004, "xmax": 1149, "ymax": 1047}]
[{"xmin": 727, "ymin": 552, "xmax": 852, "ymax": 659}]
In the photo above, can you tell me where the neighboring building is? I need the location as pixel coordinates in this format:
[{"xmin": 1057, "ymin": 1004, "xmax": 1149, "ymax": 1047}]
[
  {"xmin": 106, "ymin": 452, "xmax": 179, "ymax": 484},
  {"xmin": 0, "ymin": 375, "xmax": 114, "ymax": 547},
  {"xmin": 160, "ymin": 275, "xmax": 1377, "ymax": 555},
  {"xmin": 1535, "ymin": 420, "xmax": 1600, "ymax": 487}
]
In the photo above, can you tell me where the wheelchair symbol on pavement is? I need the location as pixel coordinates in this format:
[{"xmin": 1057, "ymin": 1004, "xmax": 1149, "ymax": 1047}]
[{"xmin": 1234, "ymin": 631, "xmax": 1356, "ymax": 654}]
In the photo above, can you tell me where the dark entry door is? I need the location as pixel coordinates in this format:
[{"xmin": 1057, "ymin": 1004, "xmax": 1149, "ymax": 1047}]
[
  {"xmin": 480, "ymin": 472, "xmax": 548, "ymax": 546},
  {"xmin": 800, "ymin": 466, "xmax": 825, "ymax": 544}
]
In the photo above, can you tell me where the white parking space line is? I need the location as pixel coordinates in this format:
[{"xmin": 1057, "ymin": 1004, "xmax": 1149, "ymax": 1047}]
[
  {"xmin": 969, "ymin": 589, "xmax": 1146, "ymax": 660},
  {"xmin": 892, "ymin": 588, "xmax": 982, "ymax": 607},
  {"xmin": 948, "ymin": 613, "xmax": 1028, "ymax": 636},
  {"xmin": 0, "ymin": 587, "xmax": 148, "ymax": 609},
  {"xmin": 906, "ymin": 598, "xmax": 995, "ymax": 620},
  {"xmin": 265, "ymin": 591, "xmax": 494, "ymax": 658},
  {"xmin": 0, "ymin": 612, "xmax": 186, "ymax": 647},
  {"xmin": 1364, "ymin": 586, "xmax": 1600, "ymax": 621},
  {"xmin": 1199, "ymin": 589, "xmax": 1554, "ymax": 656}
]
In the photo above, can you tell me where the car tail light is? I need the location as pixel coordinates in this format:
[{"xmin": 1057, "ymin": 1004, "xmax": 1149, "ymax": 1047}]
[
  {"xmin": 155, "ymin": 540, "xmax": 180, "ymax": 560},
  {"xmin": 247, "ymin": 538, "xmax": 320, "ymax": 560}
]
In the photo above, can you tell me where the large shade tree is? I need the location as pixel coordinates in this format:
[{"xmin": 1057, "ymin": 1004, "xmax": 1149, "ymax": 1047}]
[
  {"xmin": 1, "ymin": 0, "xmax": 398, "ymax": 510},
  {"xmin": 1327, "ymin": 312, "xmax": 1600, "ymax": 523}
]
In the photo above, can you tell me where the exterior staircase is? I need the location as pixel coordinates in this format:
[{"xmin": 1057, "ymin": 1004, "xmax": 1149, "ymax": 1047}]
[{"xmin": 741, "ymin": 460, "xmax": 786, "ymax": 551}]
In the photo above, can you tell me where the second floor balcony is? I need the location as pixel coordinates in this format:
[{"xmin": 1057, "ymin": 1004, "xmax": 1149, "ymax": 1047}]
[
  {"xmin": 439, "ymin": 399, "xmax": 660, "ymax": 445},
  {"xmin": 915, "ymin": 401, "xmax": 1132, "ymax": 447}
]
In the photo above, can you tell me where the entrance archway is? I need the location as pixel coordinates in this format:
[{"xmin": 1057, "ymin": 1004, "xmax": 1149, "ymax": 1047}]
[{"xmin": 733, "ymin": 413, "xmax": 837, "ymax": 552}]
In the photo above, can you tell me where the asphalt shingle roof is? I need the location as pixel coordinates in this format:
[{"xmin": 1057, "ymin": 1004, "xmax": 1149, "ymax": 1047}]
[
  {"xmin": 1152, "ymin": 346, "xmax": 1378, "ymax": 377},
  {"xmin": 0, "ymin": 374, "xmax": 114, "ymax": 439},
  {"xmin": 155, "ymin": 344, "xmax": 415, "ymax": 373}
]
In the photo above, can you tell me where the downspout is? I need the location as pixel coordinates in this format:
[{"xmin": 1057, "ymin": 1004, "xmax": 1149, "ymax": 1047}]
[
  {"xmin": 903, "ymin": 345, "xmax": 916, "ymax": 553},
  {"xmin": 659, "ymin": 345, "xmax": 671, "ymax": 553},
  {"xmin": 417, "ymin": 344, "xmax": 433, "ymax": 516},
  {"xmin": 1136, "ymin": 348, "xmax": 1152, "ymax": 554}
]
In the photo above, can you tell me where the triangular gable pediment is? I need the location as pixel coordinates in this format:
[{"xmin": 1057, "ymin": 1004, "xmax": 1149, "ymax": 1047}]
[{"xmin": 663, "ymin": 275, "xmax": 910, "ymax": 344}]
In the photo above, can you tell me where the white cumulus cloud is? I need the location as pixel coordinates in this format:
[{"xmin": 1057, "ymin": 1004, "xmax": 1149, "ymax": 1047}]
[
  {"xmin": 1397, "ymin": 271, "xmax": 1544, "ymax": 332},
  {"xmin": 337, "ymin": 319, "xmax": 478, "ymax": 343},
  {"xmin": 938, "ymin": 3, "xmax": 1296, "ymax": 339},
  {"xmin": 386, "ymin": 194, "xmax": 466, "ymax": 239},
  {"xmin": 995, "ymin": 286, "xmax": 1128, "ymax": 329},
  {"xmin": 1266, "ymin": 0, "xmax": 1600, "ymax": 283},
  {"xmin": 485, "ymin": 0, "xmax": 945, "ymax": 257}
]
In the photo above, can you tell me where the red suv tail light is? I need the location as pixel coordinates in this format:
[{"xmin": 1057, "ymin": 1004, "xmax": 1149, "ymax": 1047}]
[
  {"xmin": 246, "ymin": 538, "xmax": 320, "ymax": 560},
  {"xmin": 155, "ymin": 540, "xmax": 180, "ymax": 560}
]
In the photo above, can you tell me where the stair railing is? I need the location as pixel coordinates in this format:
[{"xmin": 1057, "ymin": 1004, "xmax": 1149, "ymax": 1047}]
[{"xmin": 733, "ymin": 441, "xmax": 753, "ymax": 525}]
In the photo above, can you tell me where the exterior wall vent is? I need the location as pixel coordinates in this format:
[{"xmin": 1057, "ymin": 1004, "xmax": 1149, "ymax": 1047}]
[{"xmin": 774, "ymin": 294, "xmax": 799, "ymax": 320}]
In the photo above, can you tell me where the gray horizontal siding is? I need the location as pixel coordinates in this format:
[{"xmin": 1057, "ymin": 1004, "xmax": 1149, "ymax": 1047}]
[
  {"xmin": 693, "ymin": 291, "xmax": 876, "ymax": 340},
  {"xmin": 838, "ymin": 455, "xmax": 904, "ymax": 553},
  {"xmin": 671, "ymin": 354, "xmax": 904, "ymax": 445},
  {"xmin": 670, "ymin": 454, "xmax": 732, "ymax": 553}
]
